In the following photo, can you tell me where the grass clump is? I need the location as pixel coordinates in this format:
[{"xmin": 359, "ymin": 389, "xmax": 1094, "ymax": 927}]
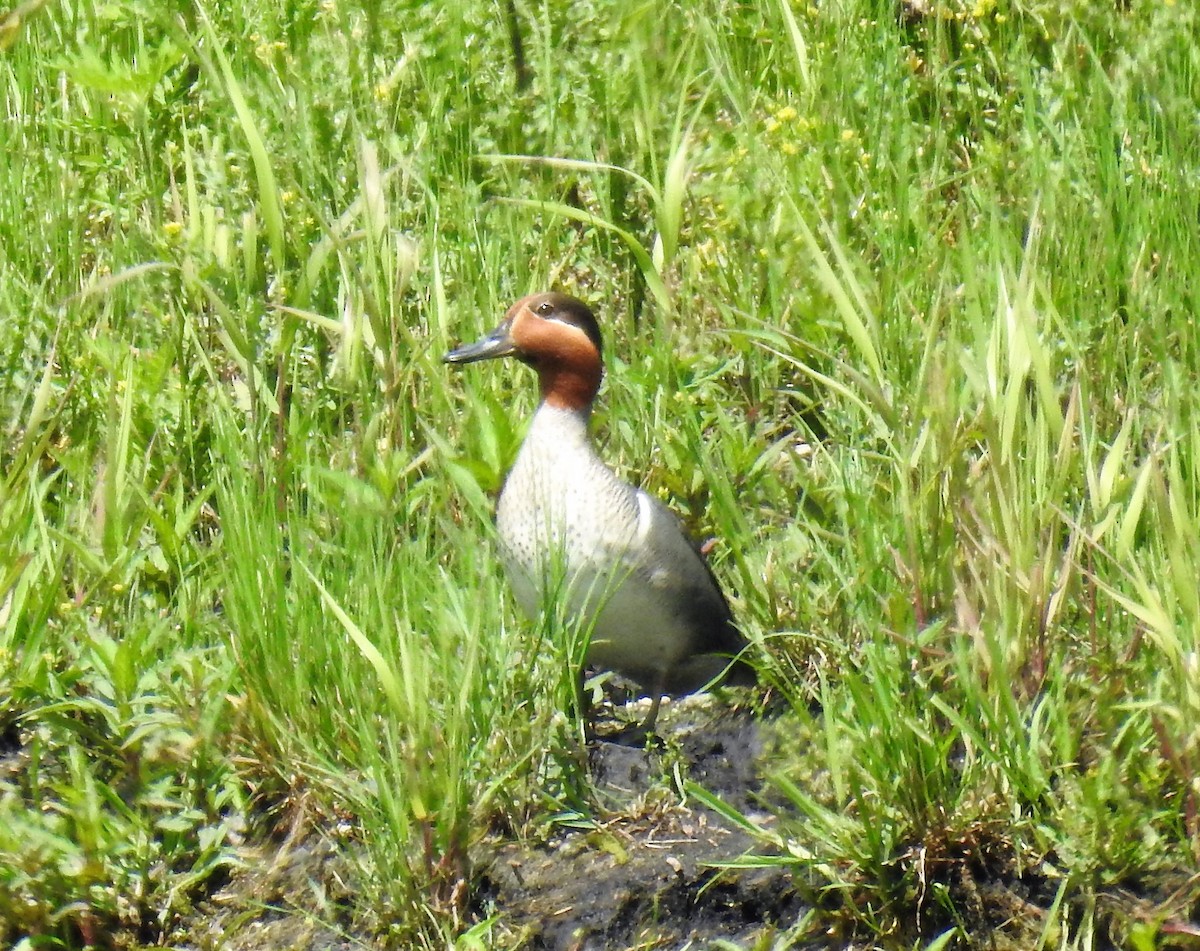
[{"xmin": 1, "ymin": 0, "xmax": 1198, "ymax": 947}]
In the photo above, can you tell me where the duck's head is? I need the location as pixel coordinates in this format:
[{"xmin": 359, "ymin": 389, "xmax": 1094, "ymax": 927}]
[{"xmin": 444, "ymin": 292, "xmax": 604, "ymax": 411}]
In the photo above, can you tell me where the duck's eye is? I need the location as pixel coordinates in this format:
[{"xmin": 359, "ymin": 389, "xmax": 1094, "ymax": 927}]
[{"xmin": 535, "ymin": 301, "xmax": 554, "ymax": 316}]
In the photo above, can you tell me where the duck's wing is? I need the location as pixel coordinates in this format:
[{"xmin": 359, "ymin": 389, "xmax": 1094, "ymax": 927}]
[{"xmin": 633, "ymin": 488, "xmax": 755, "ymax": 680}]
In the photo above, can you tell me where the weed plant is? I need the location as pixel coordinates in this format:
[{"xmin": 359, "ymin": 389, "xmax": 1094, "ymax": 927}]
[{"xmin": 1, "ymin": 0, "xmax": 1197, "ymax": 947}]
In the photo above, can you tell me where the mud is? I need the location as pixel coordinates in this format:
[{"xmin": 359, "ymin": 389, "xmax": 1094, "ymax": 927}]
[
  {"xmin": 471, "ymin": 693, "xmax": 808, "ymax": 949},
  {"xmin": 182, "ymin": 692, "xmax": 807, "ymax": 950}
]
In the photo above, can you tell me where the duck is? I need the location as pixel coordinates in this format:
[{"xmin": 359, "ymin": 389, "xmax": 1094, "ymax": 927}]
[{"xmin": 444, "ymin": 291, "xmax": 755, "ymax": 733}]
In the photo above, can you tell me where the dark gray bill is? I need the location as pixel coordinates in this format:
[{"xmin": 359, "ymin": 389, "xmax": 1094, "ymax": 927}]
[{"xmin": 443, "ymin": 324, "xmax": 516, "ymax": 365}]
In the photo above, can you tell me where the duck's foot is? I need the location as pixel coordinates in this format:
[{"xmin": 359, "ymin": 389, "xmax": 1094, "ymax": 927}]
[
  {"xmin": 591, "ymin": 692, "xmax": 665, "ymax": 747},
  {"xmin": 594, "ymin": 720, "xmax": 664, "ymax": 749}
]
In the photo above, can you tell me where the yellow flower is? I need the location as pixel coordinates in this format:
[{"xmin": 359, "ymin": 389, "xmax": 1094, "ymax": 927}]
[{"xmin": 776, "ymin": 105, "xmax": 798, "ymax": 122}]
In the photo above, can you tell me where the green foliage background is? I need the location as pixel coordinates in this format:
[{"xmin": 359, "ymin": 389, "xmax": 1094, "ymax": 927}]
[{"xmin": 1, "ymin": 0, "xmax": 1197, "ymax": 947}]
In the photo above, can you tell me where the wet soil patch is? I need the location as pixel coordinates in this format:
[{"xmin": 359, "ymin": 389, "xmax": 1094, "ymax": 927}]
[
  {"xmin": 472, "ymin": 814, "xmax": 802, "ymax": 950},
  {"xmin": 173, "ymin": 692, "xmax": 804, "ymax": 951},
  {"xmin": 157, "ymin": 692, "xmax": 1200, "ymax": 949},
  {"xmin": 470, "ymin": 694, "xmax": 812, "ymax": 949},
  {"xmin": 180, "ymin": 836, "xmax": 360, "ymax": 951}
]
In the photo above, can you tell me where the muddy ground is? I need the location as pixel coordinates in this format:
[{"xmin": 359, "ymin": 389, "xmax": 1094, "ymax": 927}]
[
  {"xmin": 175, "ymin": 692, "xmax": 1200, "ymax": 951},
  {"xmin": 471, "ymin": 695, "xmax": 808, "ymax": 949},
  {"xmin": 184, "ymin": 693, "xmax": 814, "ymax": 950}
]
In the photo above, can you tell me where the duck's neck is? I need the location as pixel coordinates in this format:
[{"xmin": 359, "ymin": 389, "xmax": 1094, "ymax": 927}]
[{"xmin": 536, "ymin": 362, "xmax": 602, "ymax": 413}]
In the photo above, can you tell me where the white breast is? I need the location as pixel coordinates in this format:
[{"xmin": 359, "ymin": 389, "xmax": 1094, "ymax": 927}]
[{"xmin": 495, "ymin": 404, "xmax": 713, "ymax": 687}]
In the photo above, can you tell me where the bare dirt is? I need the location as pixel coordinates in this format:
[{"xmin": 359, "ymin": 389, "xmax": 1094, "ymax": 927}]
[
  {"xmin": 470, "ymin": 694, "xmax": 809, "ymax": 949},
  {"xmin": 182, "ymin": 693, "xmax": 812, "ymax": 950}
]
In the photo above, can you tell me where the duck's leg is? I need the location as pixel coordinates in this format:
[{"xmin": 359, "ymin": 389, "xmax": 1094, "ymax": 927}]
[
  {"xmin": 624, "ymin": 672, "xmax": 668, "ymax": 742},
  {"xmin": 638, "ymin": 688, "xmax": 664, "ymax": 735},
  {"xmin": 597, "ymin": 674, "xmax": 667, "ymax": 745}
]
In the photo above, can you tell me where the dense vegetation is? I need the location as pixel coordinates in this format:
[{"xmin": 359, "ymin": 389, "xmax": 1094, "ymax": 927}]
[{"xmin": 2, "ymin": 0, "xmax": 1197, "ymax": 947}]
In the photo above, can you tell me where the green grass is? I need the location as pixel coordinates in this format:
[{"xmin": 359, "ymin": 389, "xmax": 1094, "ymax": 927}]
[{"xmin": 2, "ymin": 0, "xmax": 1198, "ymax": 947}]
